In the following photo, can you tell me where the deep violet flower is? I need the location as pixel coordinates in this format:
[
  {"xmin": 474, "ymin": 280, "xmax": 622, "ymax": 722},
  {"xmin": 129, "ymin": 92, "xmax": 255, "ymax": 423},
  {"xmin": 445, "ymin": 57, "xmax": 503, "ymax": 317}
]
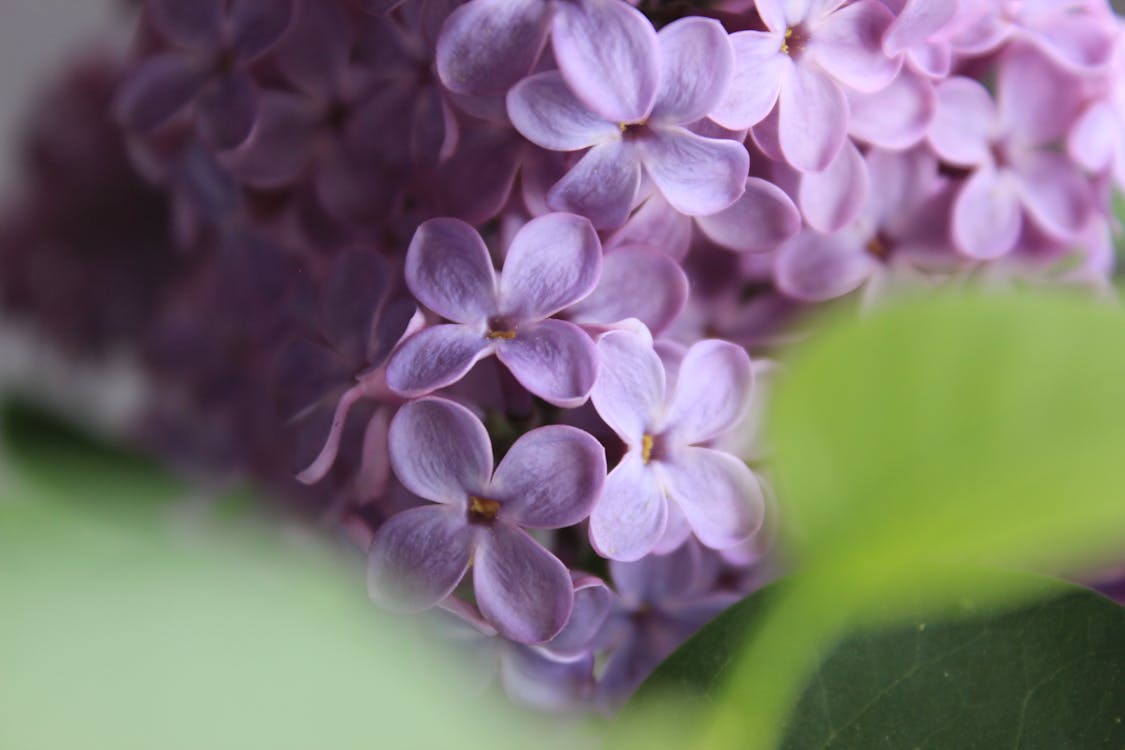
[
  {"xmin": 507, "ymin": 17, "xmax": 749, "ymax": 229},
  {"xmin": 711, "ymin": 0, "xmax": 901, "ymax": 172},
  {"xmin": 386, "ymin": 213, "xmax": 601, "ymax": 406},
  {"xmin": 367, "ymin": 396, "xmax": 606, "ymax": 643},
  {"xmin": 116, "ymin": 0, "xmax": 294, "ymax": 149},
  {"xmin": 589, "ymin": 328, "xmax": 765, "ymax": 561}
]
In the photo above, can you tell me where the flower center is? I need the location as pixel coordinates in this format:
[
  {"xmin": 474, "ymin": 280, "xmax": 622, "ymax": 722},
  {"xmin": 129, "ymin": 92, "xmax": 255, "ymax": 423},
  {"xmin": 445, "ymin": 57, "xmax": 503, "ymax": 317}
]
[
  {"xmin": 618, "ymin": 120, "xmax": 649, "ymax": 140},
  {"xmin": 866, "ymin": 234, "xmax": 892, "ymax": 261},
  {"xmin": 486, "ymin": 316, "xmax": 517, "ymax": 340},
  {"xmin": 467, "ymin": 495, "xmax": 501, "ymax": 524},
  {"xmin": 781, "ymin": 25, "xmax": 810, "ymax": 58},
  {"xmin": 641, "ymin": 434, "xmax": 655, "ymax": 464}
]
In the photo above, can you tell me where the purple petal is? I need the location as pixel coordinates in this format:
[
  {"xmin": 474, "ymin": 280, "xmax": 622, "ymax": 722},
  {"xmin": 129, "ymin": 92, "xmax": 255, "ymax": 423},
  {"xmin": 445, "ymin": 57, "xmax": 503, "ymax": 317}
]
[
  {"xmin": 547, "ymin": 140, "xmax": 643, "ymax": 230},
  {"xmin": 864, "ymin": 145, "xmax": 938, "ymax": 227},
  {"xmin": 753, "ymin": 0, "xmax": 789, "ymax": 32},
  {"xmin": 1068, "ymin": 101, "xmax": 1118, "ymax": 174},
  {"xmin": 778, "ymin": 60, "xmax": 848, "ymax": 172},
  {"xmin": 847, "ymin": 66, "xmax": 935, "ymax": 150},
  {"xmin": 697, "ymin": 177, "xmax": 801, "ymax": 252},
  {"xmin": 499, "ymin": 647, "xmax": 595, "ymax": 711},
  {"xmin": 229, "ymin": 0, "xmax": 295, "ymax": 59},
  {"xmin": 436, "ymin": 0, "xmax": 552, "ymax": 96},
  {"xmin": 952, "ymin": 168, "xmax": 1022, "ymax": 259},
  {"xmin": 663, "ymin": 339, "xmax": 754, "ymax": 445},
  {"xmin": 322, "ymin": 249, "xmax": 390, "ymax": 362},
  {"xmin": 295, "ymin": 383, "xmax": 366, "ymax": 485},
  {"xmin": 711, "ymin": 31, "xmax": 785, "ymax": 130},
  {"xmin": 224, "ymin": 91, "xmax": 318, "ymax": 188},
  {"xmin": 490, "ymin": 425, "xmax": 606, "ymax": 528},
  {"xmin": 385, "ymin": 324, "xmax": 493, "ymax": 398},
  {"xmin": 1013, "ymin": 152, "xmax": 1092, "ymax": 240},
  {"xmin": 367, "ymin": 505, "xmax": 473, "ymax": 612},
  {"xmin": 809, "ymin": 0, "xmax": 899, "ymax": 93},
  {"xmin": 651, "ymin": 17, "xmax": 734, "ymax": 124},
  {"xmin": 662, "ymin": 446, "xmax": 765, "ymax": 550},
  {"xmin": 541, "ymin": 576, "xmax": 613, "ymax": 659},
  {"xmin": 495, "ymin": 319, "xmax": 598, "ymax": 407},
  {"xmin": 775, "ymin": 230, "xmax": 874, "ymax": 300},
  {"xmin": 552, "ymin": 0, "xmax": 660, "ymax": 123},
  {"xmin": 610, "ymin": 538, "xmax": 701, "ymax": 603},
  {"xmin": 507, "ymin": 71, "xmax": 618, "ymax": 151},
  {"xmin": 436, "ymin": 125, "xmax": 525, "ymax": 225},
  {"xmin": 640, "ymin": 127, "xmax": 748, "ymax": 216},
  {"xmin": 608, "ymin": 193, "xmax": 692, "ymax": 261},
  {"xmin": 568, "ymin": 245, "xmax": 689, "ymax": 333},
  {"xmin": 799, "ymin": 138, "xmax": 869, "ymax": 232},
  {"xmin": 499, "ymin": 213, "xmax": 603, "ymax": 320},
  {"xmin": 387, "ymin": 396, "xmax": 493, "ymax": 503},
  {"xmin": 998, "ymin": 43, "xmax": 1084, "ymax": 146},
  {"xmin": 928, "ymin": 77, "xmax": 994, "ymax": 167},
  {"xmin": 148, "ymin": 0, "xmax": 221, "ymax": 49},
  {"xmin": 274, "ymin": 0, "xmax": 351, "ymax": 96},
  {"xmin": 1034, "ymin": 15, "xmax": 1116, "ymax": 73},
  {"xmin": 883, "ymin": 0, "xmax": 956, "ymax": 56},
  {"xmin": 115, "ymin": 54, "xmax": 205, "ymax": 132},
  {"xmin": 474, "ymin": 524, "xmax": 574, "ymax": 643},
  {"xmin": 195, "ymin": 69, "xmax": 257, "ymax": 150},
  {"xmin": 589, "ymin": 455, "xmax": 667, "ymax": 561},
  {"xmin": 591, "ymin": 328, "xmax": 665, "ymax": 446},
  {"xmin": 405, "ymin": 218, "xmax": 497, "ymax": 324},
  {"xmin": 652, "ymin": 503, "xmax": 694, "ymax": 555}
]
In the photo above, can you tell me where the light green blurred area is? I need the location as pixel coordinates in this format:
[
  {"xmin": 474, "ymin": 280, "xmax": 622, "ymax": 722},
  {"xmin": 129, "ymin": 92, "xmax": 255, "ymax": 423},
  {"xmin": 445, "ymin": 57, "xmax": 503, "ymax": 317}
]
[{"xmin": 0, "ymin": 407, "xmax": 588, "ymax": 750}]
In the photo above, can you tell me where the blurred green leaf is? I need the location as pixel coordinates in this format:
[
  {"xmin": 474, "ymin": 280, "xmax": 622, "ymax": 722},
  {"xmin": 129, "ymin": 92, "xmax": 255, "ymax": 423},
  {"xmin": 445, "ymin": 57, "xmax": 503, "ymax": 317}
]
[
  {"xmin": 0, "ymin": 402, "xmax": 587, "ymax": 750},
  {"xmin": 676, "ymin": 293, "xmax": 1125, "ymax": 749},
  {"xmin": 638, "ymin": 575, "xmax": 1125, "ymax": 749}
]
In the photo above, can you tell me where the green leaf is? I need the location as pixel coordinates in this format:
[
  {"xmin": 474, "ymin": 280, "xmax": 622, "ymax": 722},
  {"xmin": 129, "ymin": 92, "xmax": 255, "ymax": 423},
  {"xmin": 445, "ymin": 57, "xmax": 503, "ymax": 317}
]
[
  {"xmin": 638, "ymin": 575, "xmax": 1125, "ymax": 749},
  {"xmin": 0, "ymin": 402, "xmax": 589, "ymax": 750}
]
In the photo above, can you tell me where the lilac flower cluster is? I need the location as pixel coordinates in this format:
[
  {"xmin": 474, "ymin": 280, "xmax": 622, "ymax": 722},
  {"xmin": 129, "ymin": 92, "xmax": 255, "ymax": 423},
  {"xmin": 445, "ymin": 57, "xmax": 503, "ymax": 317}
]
[{"xmin": 2, "ymin": 0, "xmax": 1122, "ymax": 712}]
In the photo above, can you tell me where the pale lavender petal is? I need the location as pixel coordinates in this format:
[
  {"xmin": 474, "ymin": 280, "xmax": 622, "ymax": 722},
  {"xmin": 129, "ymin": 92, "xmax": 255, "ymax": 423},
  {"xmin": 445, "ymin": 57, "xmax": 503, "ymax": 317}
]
[
  {"xmin": 1068, "ymin": 101, "xmax": 1117, "ymax": 173},
  {"xmin": 148, "ymin": 0, "xmax": 222, "ymax": 49},
  {"xmin": 778, "ymin": 60, "xmax": 848, "ymax": 172},
  {"xmin": 664, "ymin": 339, "xmax": 754, "ymax": 445},
  {"xmin": 591, "ymin": 328, "xmax": 665, "ymax": 445},
  {"xmin": 368, "ymin": 506, "xmax": 473, "ymax": 612},
  {"xmin": 952, "ymin": 168, "xmax": 1022, "ymax": 259},
  {"xmin": 490, "ymin": 425, "xmax": 606, "ymax": 528},
  {"xmin": 552, "ymin": 0, "xmax": 660, "ymax": 123},
  {"xmin": 753, "ymin": 0, "xmax": 789, "ymax": 33},
  {"xmin": 436, "ymin": 0, "xmax": 552, "ymax": 96},
  {"xmin": 224, "ymin": 92, "xmax": 318, "ymax": 189},
  {"xmin": 507, "ymin": 71, "xmax": 619, "ymax": 151},
  {"xmin": 928, "ymin": 77, "xmax": 994, "ymax": 167},
  {"xmin": 541, "ymin": 576, "xmax": 613, "ymax": 659},
  {"xmin": 608, "ymin": 193, "xmax": 692, "ymax": 260},
  {"xmin": 651, "ymin": 502, "xmax": 693, "ymax": 555},
  {"xmin": 405, "ymin": 218, "xmax": 497, "ymax": 324},
  {"xmin": 640, "ymin": 127, "xmax": 749, "ymax": 216},
  {"xmin": 697, "ymin": 177, "xmax": 801, "ymax": 253},
  {"xmin": 662, "ymin": 446, "xmax": 765, "ymax": 550},
  {"xmin": 195, "ymin": 69, "xmax": 257, "ymax": 150},
  {"xmin": 775, "ymin": 230, "xmax": 875, "ymax": 300},
  {"xmin": 548, "ymin": 140, "xmax": 642, "ymax": 230},
  {"xmin": 589, "ymin": 454, "xmax": 667, "ymax": 561},
  {"xmin": 864, "ymin": 145, "xmax": 937, "ymax": 227},
  {"xmin": 799, "ymin": 138, "xmax": 869, "ymax": 232},
  {"xmin": 496, "ymin": 319, "xmax": 598, "ymax": 407},
  {"xmin": 1013, "ymin": 152, "xmax": 1092, "ymax": 240},
  {"xmin": 499, "ymin": 213, "xmax": 602, "ymax": 320},
  {"xmin": 883, "ymin": 0, "xmax": 958, "ymax": 56},
  {"xmin": 809, "ymin": 0, "xmax": 899, "ymax": 92},
  {"xmin": 908, "ymin": 40, "xmax": 952, "ymax": 78},
  {"xmin": 499, "ymin": 647, "xmax": 594, "ymax": 711},
  {"xmin": 651, "ymin": 17, "xmax": 734, "ymax": 124},
  {"xmin": 847, "ymin": 66, "xmax": 935, "ymax": 149},
  {"xmin": 385, "ymin": 324, "xmax": 493, "ymax": 397},
  {"xmin": 610, "ymin": 537, "xmax": 701, "ymax": 602},
  {"xmin": 229, "ymin": 0, "xmax": 295, "ymax": 59},
  {"xmin": 274, "ymin": 0, "xmax": 351, "ymax": 96},
  {"xmin": 115, "ymin": 54, "xmax": 206, "ymax": 132},
  {"xmin": 568, "ymin": 245, "xmax": 689, "ymax": 332},
  {"xmin": 998, "ymin": 44, "xmax": 1084, "ymax": 146},
  {"xmin": 386, "ymin": 396, "xmax": 493, "ymax": 503},
  {"xmin": 475, "ymin": 524, "xmax": 574, "ymax": 643},
  {"xmin": 711, "ymin": 31, "xmax": 785, "ymax": 130},
  {"xmin": 1035, "ymin": 16, "xmax": 1116, "ymax": 72}
]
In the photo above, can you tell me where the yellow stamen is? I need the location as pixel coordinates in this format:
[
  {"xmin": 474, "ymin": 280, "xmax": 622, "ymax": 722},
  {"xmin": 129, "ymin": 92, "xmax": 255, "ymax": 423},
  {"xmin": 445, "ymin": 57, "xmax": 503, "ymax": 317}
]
[
  {"xmin": 781, "ymin": 27, "xmax": 793, "ymax": 54},
  {"xmin": 641, "ymin": 434, "xmax": 654, "ymax": 464},
  {"xmin": 486, "ymin": 329, "xmax": 516, "ymax": 340},
  {"xmin": 468, "ymin": 495, "xmax": 501, "ymax": 522},
  {"xmin": 866, "ymin": 236, "xmax": 889, "ymax": 260}
]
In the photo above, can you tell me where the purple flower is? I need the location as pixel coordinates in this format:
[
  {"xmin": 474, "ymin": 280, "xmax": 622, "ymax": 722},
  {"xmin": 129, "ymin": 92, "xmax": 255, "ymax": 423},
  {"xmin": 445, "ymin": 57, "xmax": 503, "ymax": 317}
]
[
  {"xmin": 588, "ymin": 328, "xmax": 765, "ymax": 561},
  {"xmin": 367, "ymin": 396, "xmax": 606, "ymax": 643},
  {"xmin": 386, "ymin": 213, "xmax": 601, "ymax": 407},
  {"xmin": 565, "ymin": 242, "xmax": 690, "ymax": 335},
  {"xmin": 116, "ymin": 0, "xmax": 294, "ymax": 149},
  {"xmin": 507, "ymin": 17, "xmax": 750, "ymax": 228},
  {"xmin": 882, "ymin": 0, "xmax": 960, "ymax": 78},
  {"xmin": 1069, "ymin": 43, "xmax": 1125, "ymax": 191},
  {"xmin": 928, "ymin": 45, "xmax": 1093, "ymax": 259},
  {"xmin": 711, "ymin": 0, "xmax": 900, "ymax": 172}
]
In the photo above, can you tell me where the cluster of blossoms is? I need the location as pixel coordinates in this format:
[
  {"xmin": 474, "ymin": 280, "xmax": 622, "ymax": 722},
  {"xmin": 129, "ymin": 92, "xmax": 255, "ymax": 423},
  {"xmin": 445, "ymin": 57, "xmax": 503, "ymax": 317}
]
[{"xmin": 2, "ymin": 0, "xmax": 1124, "ymax": 712}]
